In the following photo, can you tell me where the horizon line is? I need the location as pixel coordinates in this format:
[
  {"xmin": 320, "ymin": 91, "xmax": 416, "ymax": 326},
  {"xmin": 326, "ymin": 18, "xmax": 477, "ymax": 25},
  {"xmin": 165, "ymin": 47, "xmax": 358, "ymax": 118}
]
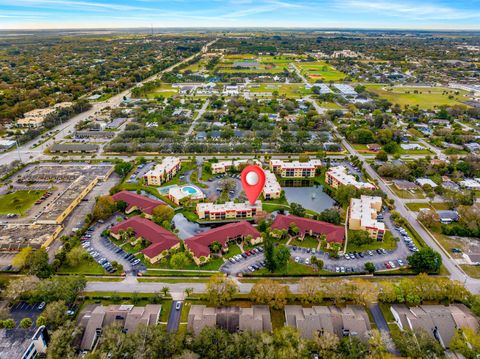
[{"xmin": 2, "ymin": 26, "xmax": 480, "ymax": 32}]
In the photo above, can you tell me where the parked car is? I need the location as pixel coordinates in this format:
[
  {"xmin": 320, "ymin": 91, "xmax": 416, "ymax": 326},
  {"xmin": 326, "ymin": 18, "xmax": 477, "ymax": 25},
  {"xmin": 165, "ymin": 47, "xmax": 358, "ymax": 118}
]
[
  {"xmin": 38, "ymin": 302, "xmax": 46, "ymax": 310},
  {"xmin": 175, "ymin": 302, "xmax": 181, "ymax": 311}
]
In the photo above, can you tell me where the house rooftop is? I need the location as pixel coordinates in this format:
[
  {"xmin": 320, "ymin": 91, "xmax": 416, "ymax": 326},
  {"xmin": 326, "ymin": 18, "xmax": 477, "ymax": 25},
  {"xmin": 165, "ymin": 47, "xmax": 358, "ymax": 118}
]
[
  {"xmin": 110, "ymin": 216, "xmax": 180, "ymax": 259},
  {"xmin": 271, "ymin": 214, "xmax": 344, "ymax": 243},
  {"xmin": 185, "ymin": 221, "xmax": 260, "ymax": 258},
  {"xmin": 111, "ymin": 191, "xmax": 164, "ymax": 215}
]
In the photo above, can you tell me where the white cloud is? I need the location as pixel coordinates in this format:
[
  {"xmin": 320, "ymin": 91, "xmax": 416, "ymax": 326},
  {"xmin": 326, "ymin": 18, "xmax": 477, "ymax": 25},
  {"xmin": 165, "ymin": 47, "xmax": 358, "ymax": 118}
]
[{"xmin": 339, "ymin": 0, "xmax": 480, "ymax": 20}]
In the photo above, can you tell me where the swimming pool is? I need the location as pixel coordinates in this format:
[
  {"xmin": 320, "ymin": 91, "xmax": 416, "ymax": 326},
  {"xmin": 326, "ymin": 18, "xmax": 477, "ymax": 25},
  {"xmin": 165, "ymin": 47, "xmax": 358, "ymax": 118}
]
[{"xmin": 182, "ymin": 186, "xmax": 199, "ymax": 194}]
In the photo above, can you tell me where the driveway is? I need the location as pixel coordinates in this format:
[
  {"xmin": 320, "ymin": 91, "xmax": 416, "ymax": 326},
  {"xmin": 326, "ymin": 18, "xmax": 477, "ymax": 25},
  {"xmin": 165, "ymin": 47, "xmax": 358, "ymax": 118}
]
[{"xmin": 166, "ymin": 301, "xmax": 182, "ymax": 332}]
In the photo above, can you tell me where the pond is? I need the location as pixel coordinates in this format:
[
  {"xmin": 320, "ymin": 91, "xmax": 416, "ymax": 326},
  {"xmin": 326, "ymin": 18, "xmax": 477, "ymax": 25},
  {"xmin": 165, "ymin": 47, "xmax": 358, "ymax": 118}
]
[
  {"xmin": 282, "ymin": 184, "xmax": 336, "ymax": 214},
  {"xmin": 172, "ymin": 213, "xmax": 211, "ymax": 239}
]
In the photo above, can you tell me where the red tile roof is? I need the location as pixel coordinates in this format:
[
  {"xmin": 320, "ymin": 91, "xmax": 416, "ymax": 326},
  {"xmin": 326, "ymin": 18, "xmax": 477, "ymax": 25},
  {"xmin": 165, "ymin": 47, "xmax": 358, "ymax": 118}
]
[
  {"xmin": 185, "ymin": 221, "xmax": 261, "ymax": 258},
  {"xmin": 271, "ymin": 214, "xmax": 344, "ymax": 243},
  {"xmin": 112, "ymin": 191, "xmax": 164, "ymax": 215},
  {"xmin": 110, "ymin": 216, "xmax": 180, "ymax": 258}
]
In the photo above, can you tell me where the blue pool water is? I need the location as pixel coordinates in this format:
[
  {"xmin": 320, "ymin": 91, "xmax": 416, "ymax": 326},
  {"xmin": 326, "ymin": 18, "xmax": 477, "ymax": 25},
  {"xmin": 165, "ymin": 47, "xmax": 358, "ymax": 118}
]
[{"xmin": 182, "ymin": 186, "xmax": 198, "ymax": 194}]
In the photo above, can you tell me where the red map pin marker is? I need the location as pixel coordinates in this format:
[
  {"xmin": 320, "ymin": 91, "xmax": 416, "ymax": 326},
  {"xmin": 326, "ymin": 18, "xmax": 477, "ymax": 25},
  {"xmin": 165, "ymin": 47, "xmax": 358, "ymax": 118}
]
[{"xmin": 241, "ymin": 165, "xmax": 266, "ymax": 205}]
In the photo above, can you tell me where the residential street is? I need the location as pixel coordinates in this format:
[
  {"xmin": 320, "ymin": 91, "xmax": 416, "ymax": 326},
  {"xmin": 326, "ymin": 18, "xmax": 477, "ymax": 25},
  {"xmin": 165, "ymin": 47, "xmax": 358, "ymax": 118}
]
[{"xmin": 308, "ymin": 98, "xmax": 480, "ymax": 294}]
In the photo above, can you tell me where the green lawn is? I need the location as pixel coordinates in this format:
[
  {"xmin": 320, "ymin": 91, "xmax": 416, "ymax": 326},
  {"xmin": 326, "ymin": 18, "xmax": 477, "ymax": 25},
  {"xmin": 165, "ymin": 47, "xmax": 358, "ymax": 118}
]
[
  {"xmin": 247, "ymin": 84, "xmax": 312, "ymax": 98},
  {"xmin": 58, "ymin": 258, "xmax": 110, "ymax": 275},
  {"xmin": 346, "ymin": 231, "xmax": 397, "ymax": 252},
  {"xmin": 405, "ymin": 202, "xmax": 451, "ymax": 211},
  {"xmin": 297, "ymin": 61, "xmax": 346, "ymax": 82},
  {"xmin": 388, "ymin": 185, "xmax": 426, "ymax": 199},
  {"xmin": 460, "ymin": 265, "xmax": 480, "ymax": 279},
  {"xmin": 0, "ymin": 190, "xmax": 46, "ymax": 215},
  {"xmin": 290, "ymin": 236, "xmax": 319, "ymax": 249},
  {"xmin": 366, "ymin": 84, "xmax": 470, "ymax": 109},
  {"xmin": 224, "ymin": 244, "xmax": 242, "ymax": 258}
]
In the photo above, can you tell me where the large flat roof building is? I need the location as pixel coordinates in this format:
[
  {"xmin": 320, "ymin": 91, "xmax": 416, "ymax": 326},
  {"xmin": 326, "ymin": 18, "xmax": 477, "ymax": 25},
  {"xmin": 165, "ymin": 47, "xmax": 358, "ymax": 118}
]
[
  {"xmin": 196, "ymin": 201, "xmax": 261, "ymax": 221},
  {"xmin": 349, "ymin": 196, "xmax": 385, "ymax": 240},
  {"xmin": 143, "ymin": 157, "xmax": 181, "ymax": 186},
  {"xmin": 263, "ymin": 170, "xmax": 282, "ymax": 200},
  {"xmin": 326, "ymin": 166, "xmax": 375, "ymax": 190},
  {"xmin": 269, "ymin": 159, "xmax": 322, "ymax": 178}
]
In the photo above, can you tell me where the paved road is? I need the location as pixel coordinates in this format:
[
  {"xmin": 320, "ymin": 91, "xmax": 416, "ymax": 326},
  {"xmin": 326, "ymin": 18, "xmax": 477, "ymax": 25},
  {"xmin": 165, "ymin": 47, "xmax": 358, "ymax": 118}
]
[
  {"xmin": 166, "ymin": 301, "xmax": 182, "ymax": 332},
  {"xmin": 185, "ymin": 99, "xmax": 210, "ymax": 137},
  {"xmin": 308, "ymin": 98, "xmax": 480, "ymax": 294}
]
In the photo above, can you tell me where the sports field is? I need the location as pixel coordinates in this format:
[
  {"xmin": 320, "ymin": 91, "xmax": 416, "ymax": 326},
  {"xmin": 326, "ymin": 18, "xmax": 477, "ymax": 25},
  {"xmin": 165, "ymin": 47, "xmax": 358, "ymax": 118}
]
[
  {"xmin": 217, "ymin": 54, "xmax": 293, "ymax": 74},
  {"xmin": 366, "ymin": 85, "xmax": 470, "ymax": 109},
  {"xmin": 297, "ymin": 61, "xmax": 346, "ymax": 82}
]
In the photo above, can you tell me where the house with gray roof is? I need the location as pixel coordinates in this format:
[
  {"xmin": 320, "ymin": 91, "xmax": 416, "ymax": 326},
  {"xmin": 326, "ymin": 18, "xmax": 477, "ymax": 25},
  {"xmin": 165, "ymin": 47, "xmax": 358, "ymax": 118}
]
[
  {"xmin": 390, "ymin": 304, "xmax": 479, "ymax": 349},
  {"xmin": 77, "ymin": 304, "xmax": 161, "ymax": 352},
  {"xmin": 187, "ymin": 305, "xmax": 272, "ymax": 335},
  {"xmin": 284, "ymin": 305, "xmax": 371, "ymax": 340}
]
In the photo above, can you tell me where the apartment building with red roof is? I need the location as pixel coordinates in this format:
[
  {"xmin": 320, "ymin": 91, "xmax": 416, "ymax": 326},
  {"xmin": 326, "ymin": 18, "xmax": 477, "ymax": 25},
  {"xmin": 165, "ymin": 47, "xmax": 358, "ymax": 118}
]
[
  {"xmin": 271, "ymin": 214, "xmax": 344, "ymax": 245},
  {"xmin": 112, "ymin": 191, "xmax": 165, "ymax": 218},
  {"xmin": 110, "ymin": 216, "xmax": 180, "ymax": 263},
  {"xmin": 185, "ymin": 221, "xmax": 261, "ymax": 265}
]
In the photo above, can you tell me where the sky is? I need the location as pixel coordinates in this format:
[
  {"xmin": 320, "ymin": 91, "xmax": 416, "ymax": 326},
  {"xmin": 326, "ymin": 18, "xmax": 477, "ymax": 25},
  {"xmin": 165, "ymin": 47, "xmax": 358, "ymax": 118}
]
[{"xmin": 1, "ymin": 0, "xmax": 480, "ymax": 30}]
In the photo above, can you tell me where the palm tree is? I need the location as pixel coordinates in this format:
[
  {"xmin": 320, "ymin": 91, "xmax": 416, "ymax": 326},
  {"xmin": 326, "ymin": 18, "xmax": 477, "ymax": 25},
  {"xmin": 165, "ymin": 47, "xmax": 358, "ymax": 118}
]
[
  {"xmin": 161, "ymin": 286, "xmax": 170, "ymax": 297},
  {"xmin": 184, "ymin": 287, "xmax": 193, "ymax": 297}
]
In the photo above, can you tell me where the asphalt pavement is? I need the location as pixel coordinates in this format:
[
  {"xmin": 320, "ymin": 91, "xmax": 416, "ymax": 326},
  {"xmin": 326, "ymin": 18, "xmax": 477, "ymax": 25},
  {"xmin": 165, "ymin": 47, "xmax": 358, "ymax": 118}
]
[{"xmin": 166, "ymin": 301, "xmax": 182, "ymax": 332}]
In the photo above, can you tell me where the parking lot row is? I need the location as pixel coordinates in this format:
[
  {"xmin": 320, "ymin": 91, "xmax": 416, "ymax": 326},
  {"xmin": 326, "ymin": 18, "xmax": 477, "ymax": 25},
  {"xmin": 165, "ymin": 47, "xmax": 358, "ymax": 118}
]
[{"xmin": 221, "ymin": 243, "xmax": 410, "ymax": 275}]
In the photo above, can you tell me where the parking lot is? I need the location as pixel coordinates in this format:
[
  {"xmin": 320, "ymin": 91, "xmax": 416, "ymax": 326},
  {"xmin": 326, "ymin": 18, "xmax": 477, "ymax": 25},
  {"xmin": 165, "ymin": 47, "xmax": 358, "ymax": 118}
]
[
  {"xmin": 85, "ymin": 216, "xmax": 146, "ymax": 276},
  {"xmin": 221, "ymin": 218, "xmax": 417, "ymax": 275},
  {"xmin": 10, "ymin": 301, "xmax": 79, "ymax": 328}
]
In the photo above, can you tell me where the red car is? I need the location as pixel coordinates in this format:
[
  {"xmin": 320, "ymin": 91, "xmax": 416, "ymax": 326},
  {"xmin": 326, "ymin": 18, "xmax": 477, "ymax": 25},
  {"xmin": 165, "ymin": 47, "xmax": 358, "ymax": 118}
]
[
  {"xmin": 245, "ymin": 251, "xmax": 251, "ymax": 256},
  {"xmin": 384, "ymin": 261, "xmax": 391, "ymax": 269}
]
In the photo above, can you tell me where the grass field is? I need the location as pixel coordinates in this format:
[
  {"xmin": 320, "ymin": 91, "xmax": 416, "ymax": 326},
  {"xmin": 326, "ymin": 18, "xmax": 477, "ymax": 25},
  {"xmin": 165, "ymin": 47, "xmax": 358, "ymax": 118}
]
[
  {"xmin": 460, "ymin": 265, "xmax": 480, "ymax": 279},
  {"xmin": 145, "ymin": 83, "xmax": 178, "ymax": 99},
  {"xmin": 218, "ymin": 55, "xmax": 288, "ymax": 74},
  {"xmin": 346, "ymin": 231, "xmax": 397, "ymax": 252},
  {"xmin": 58, "ymin": 258, "xmax": 110, "ymax": 275},
  {"xmin": 297, "ymin": 61, "xmax": 346, "ymax": 82},
  {"xmin": 389, "ymin": 185, "xmax": 426, "ymax": 199},
  {"xmin": 290, "ymin": 236, "xmax": 319, "ymax": 249},
  {"xmin": 366, "ymin": 85, "xmax": 470, "ymax": 109},
  {"xmin": 0, "ymin": 190, "xmax": 46, "ymax": 215},
  {"xmin": 405, "ymin": 202, "xmax": 451, "ymax": 211},
  {"xmin": 247, "ymin": 83, "xmax": 312, "ymax": 98}
]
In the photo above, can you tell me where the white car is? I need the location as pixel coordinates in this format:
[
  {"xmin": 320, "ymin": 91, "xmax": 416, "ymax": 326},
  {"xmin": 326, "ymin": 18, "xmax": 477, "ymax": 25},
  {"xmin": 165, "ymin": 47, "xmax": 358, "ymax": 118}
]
[
  {"xmin": 305, "ymin": 258, "xmax": 310, "ymax": 265},
  {"xmin": 335, "ymin": 267, "xmax": 340, "ymax": 272},
  {"xmin": 388, "ymin": 261, "xmax": 396, "ymax": 268},
  {"xmin": 295, "ymin": 256, "xmax": 300, "ymax": 263}
]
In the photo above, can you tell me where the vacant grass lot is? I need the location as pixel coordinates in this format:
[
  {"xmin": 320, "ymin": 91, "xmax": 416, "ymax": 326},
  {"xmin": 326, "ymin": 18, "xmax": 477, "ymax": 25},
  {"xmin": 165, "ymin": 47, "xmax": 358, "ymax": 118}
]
[
  {"xmin": 366, "ymin": 85, "xmax": 470, "ymax": 109},
  {"xmin": 0, "ymin": 190, "xmax": 46, "ymax": 215},
  {"xmin": 297, "ymin": 61, "xmax": 346, "ymax": 82},
  {"xmin": 145, "ymin": 83, "xmax": 178, "ymax": 99},
  {"xmin": 247, "ymin": 84, "xmax": 312, "ymax": 98},
  {"xmin": 388, "ymin": 185, "xmax": 426, "ymax": 199},
  {"xmin": 460, "ymin": 264, "xmax": 480, "ymax": 279},
  {"xmin": 405, "ymin": 202, "xmax": 451, "ymax": 211}
]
